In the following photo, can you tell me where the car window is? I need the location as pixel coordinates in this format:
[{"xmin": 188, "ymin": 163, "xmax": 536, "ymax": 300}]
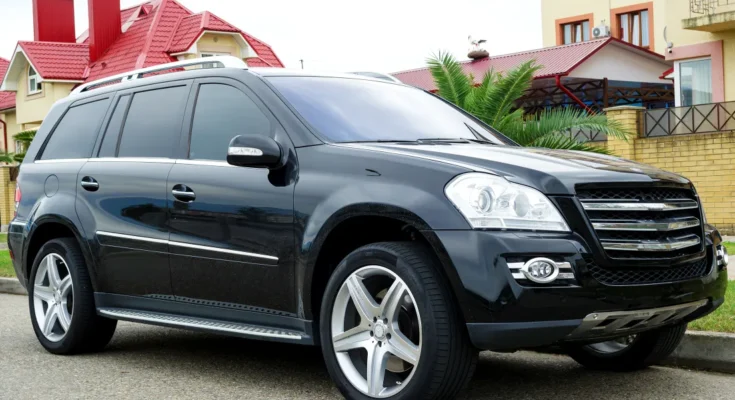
[
  {"xmin": 40, "ymin": 98, "xmax": 111, "ymax": 160},
  {"xmin": 98, "ymin": 95, "xmax": 131, "ymax": 158},
  {"xmin": 189, "ymin": 83, "xmax": 271, "ymax": 161},
  {"xmin": 118, "ymin": 86, "xmax": 188, "ymax": 158},
  {"xmin": 267, "ymin": 76, "xmax": 511, "ymax": 144}
]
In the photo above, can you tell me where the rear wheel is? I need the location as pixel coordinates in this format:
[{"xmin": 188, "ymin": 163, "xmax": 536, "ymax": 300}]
[
  {"xmin": 319, "ymin": 242, "xmax": 477, "ymax": 399},
  {"xmin": 28, "ymin": 238, "xmax": 117, "ymax": 354},
  {"xmin": 565, "ymin": 323, "xmax": 686, "ymax": 371}
]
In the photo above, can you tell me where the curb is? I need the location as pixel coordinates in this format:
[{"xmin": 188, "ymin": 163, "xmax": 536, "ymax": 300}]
[
  {"xmin": 0, "ymin": 277, "xmax": 27, "ymax": 295},
  {"xmin": 663, "ymin": 331, "xmax": 735, "ymax": 374}
]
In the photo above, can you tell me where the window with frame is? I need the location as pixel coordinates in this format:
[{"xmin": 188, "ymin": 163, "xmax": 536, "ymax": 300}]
[
  {"xmin": 200, "ymin": 52, "xmax": 231, "ymax": 69},
  {"xmin": 117, "ymin": 86, "xmax": 189, "ymax": 158},
  {"xmin": 561, "ymin": 20, "xmax": 590, "ymax": 44},
  {"xmin": 28, "ymin": 65, "xmax": 42, "ymax": 94},
  {"xmin": 678, "ymin": 58, "xmax": 712, "ymax": 107},
  {"xmin": 189, "ymin": 83, "xmax": 271, "ymax": 161},
  {"xmin": 40, "ymin": 98, "xmax": 111, "ymax": 160},
  {"xmin": 617, "ymin": 9, "xmax": 650, "ymax": 48}
]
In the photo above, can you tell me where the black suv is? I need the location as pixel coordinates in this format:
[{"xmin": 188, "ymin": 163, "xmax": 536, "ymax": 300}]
[{"xmin": 9, "ymin": 57, "xmax": 728, "ymax": 400}]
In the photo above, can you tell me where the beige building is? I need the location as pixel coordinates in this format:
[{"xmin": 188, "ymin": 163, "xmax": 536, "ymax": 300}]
[{"xmin": 541, "ymin": 0, "xmax": 735, "ymax": 106}]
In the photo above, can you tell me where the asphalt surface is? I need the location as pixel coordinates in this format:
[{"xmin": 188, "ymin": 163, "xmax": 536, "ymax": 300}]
[{"xmin": 1, "ymin": 294, "xmax": 735, "ymax": 400}]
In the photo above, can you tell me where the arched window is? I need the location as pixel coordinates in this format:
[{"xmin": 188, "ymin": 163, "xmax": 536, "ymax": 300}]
[{"xmin": 28, "ymin": 65, "xmax": 42, "ymax": 94}]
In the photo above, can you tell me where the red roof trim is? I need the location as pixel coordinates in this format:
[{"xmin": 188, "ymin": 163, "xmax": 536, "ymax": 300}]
[{"xmin": 660, "ymin": 67, "xmax": 674, "ymax": 79}]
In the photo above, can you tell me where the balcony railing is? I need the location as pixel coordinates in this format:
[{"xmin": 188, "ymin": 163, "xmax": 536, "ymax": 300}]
[
  {"xmin": 643, "ymin": 102, "xmax": 735, "ymax": 137},
  {"xmin": 690, "ymin": 0, "xmax": 735, "ymax": 16}
]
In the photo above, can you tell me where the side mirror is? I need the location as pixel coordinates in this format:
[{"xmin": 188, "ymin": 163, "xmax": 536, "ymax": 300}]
[{"xmin": 226, "ymin": 135, "xmax": 283, "ymax": 169}]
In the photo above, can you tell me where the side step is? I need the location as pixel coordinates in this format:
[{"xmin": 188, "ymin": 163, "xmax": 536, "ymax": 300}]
[{"xmin": 98, "ymin": 308, "xmax": 303, "ymax": 341}]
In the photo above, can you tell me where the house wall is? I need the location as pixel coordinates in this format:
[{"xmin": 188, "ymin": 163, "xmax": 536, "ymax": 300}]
[
  {"xmin": 541, "ymin": 0, "xmax": 666, "ymax": 51},
  {"xmin": 567, "ymin": 44, "xmax": 671, "ymax": 83},
  {"xmin": 197, "ymin": 33, "xmax": 240, "ymax": 56},
  {"xmin": 663, "ymin": 0, "xmax": 735, "ymax": 101},
  {"xmin": 15, "ymin": 64, "xmax": 75, "ymax": 127},
  {"xmin": 0, "ymin": 111, "xmax": 20, "ymax": 153}
]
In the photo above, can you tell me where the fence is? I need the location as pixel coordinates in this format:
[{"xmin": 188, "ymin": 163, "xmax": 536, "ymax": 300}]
[
  {"xmin": 690, "ymin": 0, "xmax": 735, "ymax": 16},
  {"xmin": 643, "ymin": 102, "xmax": 735, "ymax": 137},
  {"xmin": 565, "ymin": 127, "xmax": 607, "ymax": 143}
]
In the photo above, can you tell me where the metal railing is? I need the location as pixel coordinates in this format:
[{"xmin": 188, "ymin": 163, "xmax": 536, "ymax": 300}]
[
  {"xmin": 643, "ymin": 101, "xmax": 735, "ymax": 137},
  {"xmin": 690, "ymin": 0, "xmax": 735, "ymax": 16},
  {"xmin": 566, "ymin": 127, "xmax": 607, "ymax": 143}
]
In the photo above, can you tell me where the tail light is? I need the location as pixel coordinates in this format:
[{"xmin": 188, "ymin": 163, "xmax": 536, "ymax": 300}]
[{"xmin": 13, "ymin": 183, "xmax": 21, "ymax": 218}]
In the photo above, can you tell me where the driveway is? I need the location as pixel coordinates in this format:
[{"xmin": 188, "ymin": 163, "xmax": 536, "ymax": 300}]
[{"xmin": 1, "ymin": 293, "xmax": 734, "ymax": 399}]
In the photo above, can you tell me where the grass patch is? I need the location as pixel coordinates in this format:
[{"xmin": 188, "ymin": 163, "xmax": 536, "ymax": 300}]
[
  {"xmin": 0, "ymin": 250, "xmax": 15, "ymax": 278},
  {"xmin": 0, "ymin": 233, "xmax": 6, "ymax": 243},
  {"xmin": 724, "ymin": 242, "xmax": 734, "ymax": 258},
  {"xmin": 689, "ymin": 280, "xmax": 735, "ymax": 333}
]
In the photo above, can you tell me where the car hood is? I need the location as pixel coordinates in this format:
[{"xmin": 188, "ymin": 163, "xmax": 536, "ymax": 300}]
[{"xmin": 345, "ymin": 143, "xmax": 690, "ymax": 195}]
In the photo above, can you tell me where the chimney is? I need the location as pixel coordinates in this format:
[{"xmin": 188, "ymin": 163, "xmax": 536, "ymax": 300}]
[
  {"xmin": 88, "ymin": 0, "xmax": 122, "ymax": 62},
  {"xmin": 33, "ymin": 0, "xmax": 76, "ymax": 42}
]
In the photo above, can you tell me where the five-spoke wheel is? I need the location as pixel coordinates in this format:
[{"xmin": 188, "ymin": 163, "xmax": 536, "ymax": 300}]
[{"xmin": 32, "ymin": 253, "xmax": 74, "ymax": 342}]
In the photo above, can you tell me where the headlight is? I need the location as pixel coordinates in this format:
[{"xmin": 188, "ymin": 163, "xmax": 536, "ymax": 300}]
[{"xmin": 445, "ymin": 173, "xmax": 570, "ymax": 232}]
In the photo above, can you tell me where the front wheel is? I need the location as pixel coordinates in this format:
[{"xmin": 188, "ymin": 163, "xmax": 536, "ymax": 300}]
[
  {"xmin": 319, "ymin": 242, "xmax": 477, "ymax": 399},
  {"xmin": 564, "ymin": 323, "xmax": 687, "ymax": 371}
]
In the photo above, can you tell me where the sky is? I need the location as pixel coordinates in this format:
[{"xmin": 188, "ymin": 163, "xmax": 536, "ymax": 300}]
[{"xmin": 0, "ymin": 0, "xmax": 542, "ymax": 73}]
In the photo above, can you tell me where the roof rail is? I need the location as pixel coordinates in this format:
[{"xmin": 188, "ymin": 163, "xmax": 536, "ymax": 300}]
[{"xmin": 71, "ymin": 56, "xmax": 248, "ymax": 96}]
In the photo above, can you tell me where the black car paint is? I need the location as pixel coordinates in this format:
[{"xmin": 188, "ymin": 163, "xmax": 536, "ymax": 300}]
[{"xmin": 8, "ymin": 67, "xmax": 727, "ymax": 350}]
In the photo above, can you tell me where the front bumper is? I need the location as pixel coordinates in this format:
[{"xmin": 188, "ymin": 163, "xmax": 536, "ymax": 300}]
[{"xmin": 432, "ymin": 229, "xmax": 728, "ymax": 351}]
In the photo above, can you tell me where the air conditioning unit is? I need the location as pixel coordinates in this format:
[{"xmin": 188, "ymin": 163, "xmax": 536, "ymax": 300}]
[{"xmin": 593, "ymin": 25, "xmax": 610, "ymax": 38}]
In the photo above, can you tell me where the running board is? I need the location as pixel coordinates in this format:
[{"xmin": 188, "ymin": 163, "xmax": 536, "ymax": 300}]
[{"xmin": 98, "ymin": 308, "xmax": 303, "ymax": 341}]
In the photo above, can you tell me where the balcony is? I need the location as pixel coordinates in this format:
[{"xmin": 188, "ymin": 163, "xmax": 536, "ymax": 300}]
[{"xmin": 683, "ymin": 0, "xmax": 735, "ymax": 32}]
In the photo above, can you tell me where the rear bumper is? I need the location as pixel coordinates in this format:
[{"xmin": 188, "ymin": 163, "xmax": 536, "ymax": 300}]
[{"xmin": 433, "ymin": 228, "xmax": 728, "ymax": 351}]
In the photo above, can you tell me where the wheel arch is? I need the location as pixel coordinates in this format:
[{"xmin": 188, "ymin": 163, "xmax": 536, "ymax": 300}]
[
  {"xmin": 23, "ymin": 214, "xmax": 98, "ymax": 291},
  {"xmin": 300, "ymin": 203, "xmax": 474, "ymax": 330}
]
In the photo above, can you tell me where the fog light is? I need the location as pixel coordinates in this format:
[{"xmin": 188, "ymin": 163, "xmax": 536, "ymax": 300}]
[
  {"xmin": 521, "ymin": 258, "xmax": 559, "ymax": 283},
  {"xmin": 717, "ymin": 245, "xmax": 728, "ymax": 268}
]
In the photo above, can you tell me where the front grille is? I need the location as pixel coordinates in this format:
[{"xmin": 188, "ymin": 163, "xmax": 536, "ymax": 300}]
[
  {"xmin": 577, "ymin": 186, "xmax": 704, "ymax": 260},
  {"xmin": 586, "ymin": 257, "xmax": 710, "ymax": 286}
]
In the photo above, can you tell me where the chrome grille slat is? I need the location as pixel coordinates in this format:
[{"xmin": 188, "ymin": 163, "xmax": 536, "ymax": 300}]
[
  {"xmin": 591, "ymin": 217, "xmax": 700, "ymax": 232},
  {"xmin": 581, "ymin": 201, "xmax": 699, "ymax": 211},
  {"xmin": 600, "ymin": 236, "xmax": 701, "ymax": 251}
]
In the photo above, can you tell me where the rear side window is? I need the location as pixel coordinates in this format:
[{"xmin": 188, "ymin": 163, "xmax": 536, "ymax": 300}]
[
  {"xmin": 98, "ymin": 95, "xmax": 131, "ymax": 157},
  {"xmin": 117, "ymin": 86, "xmax": 188, "ymax": 158},
  {"xmin": 40, "ymin": 98, "xmax": 111, "ymax": 160},
  {"xmin": 189, "ymin": 84, "xmax": 271, "ymax": 161}
]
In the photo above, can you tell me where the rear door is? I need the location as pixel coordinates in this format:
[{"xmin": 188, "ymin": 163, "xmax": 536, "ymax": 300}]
[
  {"xmin": 75, "ymin": 81, "xmax": 192, "ymax": 297},
  {"xmin": 166, "ymin": 78, "xmax": 296, "ymax": 312}
]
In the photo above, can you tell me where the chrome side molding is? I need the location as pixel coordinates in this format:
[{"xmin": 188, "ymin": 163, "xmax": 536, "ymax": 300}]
[
  {"xmin": 581, "ymin": 201, "xmax": 699, "ymax": 211},
  {"xmin": 95, "ymin": 231, "xmax": 278, "ymax": 261},
  {"xmin": 601, "ymin": 236, "xmax": 701, "ymax": 252},
  {"xmin": 592, "ymin": 217, "xmax": 700, "ymax": 232}
]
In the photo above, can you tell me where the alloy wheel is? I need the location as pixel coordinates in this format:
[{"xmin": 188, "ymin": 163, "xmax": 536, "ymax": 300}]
[
  {"xmin": 33, "ymin": 253, "xmax": 74, "ymax": 342},
  {"xmin": 331, "ymin": 265, "xmax": 422, "ymax": 398}
]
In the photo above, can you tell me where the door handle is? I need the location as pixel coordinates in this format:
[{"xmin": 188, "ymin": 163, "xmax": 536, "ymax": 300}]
[
  {"xmin": 81, "ymin": 176, "xmax": 99, "ymax": 192},
  {"xmin": 172, "ymin": 184, "xmax": 196, "ymax": 202}
]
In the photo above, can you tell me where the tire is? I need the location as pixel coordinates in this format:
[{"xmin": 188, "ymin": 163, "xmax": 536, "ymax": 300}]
[
  {"xmin": 564, "ymin": 323, "xmax": 687, "ymax": 372},
  {"xmin": 28, "ymin": 238, "xmax": 117, "ymax": 355},
  {"xmin": 319, "ymin": 242, "xmax": 477, "ymax": 399}
]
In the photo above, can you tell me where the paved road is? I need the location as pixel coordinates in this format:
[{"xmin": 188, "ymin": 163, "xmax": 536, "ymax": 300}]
[{"xmin": 1, "ymin": 294, "xmax": 734, "ymax": 400}]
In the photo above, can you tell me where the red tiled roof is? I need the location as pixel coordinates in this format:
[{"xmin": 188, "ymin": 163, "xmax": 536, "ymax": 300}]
[
  {"xmin": 18, "ymin": 41, "xmax": 89, "ymax": 80},
  {"xmin": 167, "ymin": 11, "xmax": 284, "ymax": 68},
  {"xmin": 0, "ymin": 58, "xmax": 15, "ymax": 111},
  {"xmin": 86, "ymin": 0, "xmax": 283, "ymax": 81},
  {"xmin": 394, "ymin": 38, "xmax": 629, "ymax": 91}
]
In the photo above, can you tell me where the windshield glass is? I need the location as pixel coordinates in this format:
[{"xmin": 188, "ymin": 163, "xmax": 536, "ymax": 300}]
[{"xmin": 267, "ymin": 76, "xmax": 513, "ymax": 145}]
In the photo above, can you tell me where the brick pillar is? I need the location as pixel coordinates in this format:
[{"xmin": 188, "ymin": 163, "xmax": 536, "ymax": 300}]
[
  {"xmin": 603, "ymin": 106, "xmax": 645, "ymax": 160},
  {"xmin": 0, "ymin": 167, "xmax": 16, "ymax": 228}
]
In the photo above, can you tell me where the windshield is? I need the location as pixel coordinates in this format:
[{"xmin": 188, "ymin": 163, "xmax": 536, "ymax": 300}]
[{"xmin": 267, "ymin": 76, "xmax": 513, "ymax": 145}]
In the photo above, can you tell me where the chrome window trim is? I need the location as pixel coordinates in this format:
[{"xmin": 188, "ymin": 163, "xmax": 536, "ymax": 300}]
[
  {"xmin": 581, "ymin": 201, "xmax": 699, "ymax": 211},
  {"xmin": 34, "ymin": 158, "xmax": 90, "ymax": 164},
  {"xmin": 592, "ymin": 218, "xmax": 700, "ymax": 232},
  {"xmin": 601, "ymin": 236, "xmax": 701, "ymax": 252},
  {"xmin": 175, "ymin": 159, "xmax": 235, "ymax": 167},
  {"xmin": 95, "ymin": 231, "xmax": 278, "ymax": 261},
  {"xmin": 89, "ymin": 157, "xmax": 175, "ymax": 164}
]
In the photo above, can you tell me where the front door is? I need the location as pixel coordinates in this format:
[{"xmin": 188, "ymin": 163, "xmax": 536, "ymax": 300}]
[
  {"xmin": 167, "ymin": 78, "xmax": 296, "ymax": 313},
  {"xmin": 76, "ymin": 81, "xmax": 192, "ymax": 297}
]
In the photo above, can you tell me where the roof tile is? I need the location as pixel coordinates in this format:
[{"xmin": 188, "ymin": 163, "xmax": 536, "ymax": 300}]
[
  {"xmin": 18, "ymin": 41, "xmax": 89, "ymax": 81},
  {"xmin": 0, "ymin": 58, "xmax": 16, "ymax": 111}
]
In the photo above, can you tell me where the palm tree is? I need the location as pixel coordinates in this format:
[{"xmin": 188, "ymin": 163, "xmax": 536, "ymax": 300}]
[{"xmin": 426, "ymin": 52, "xmax": 630, "ymax": 153}]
